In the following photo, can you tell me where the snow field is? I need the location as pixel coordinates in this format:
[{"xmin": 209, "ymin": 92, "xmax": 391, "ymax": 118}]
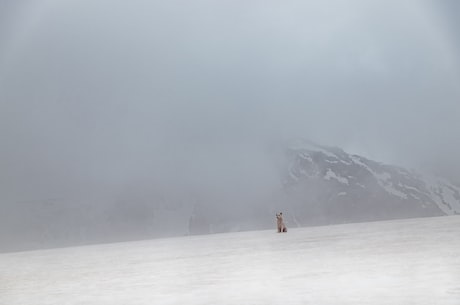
[{"xmin": 1, "ymin": 216, "xmax": 460, "ymax": 305}]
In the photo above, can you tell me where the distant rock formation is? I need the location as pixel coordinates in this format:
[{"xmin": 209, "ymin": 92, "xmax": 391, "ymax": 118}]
[{"xmin": 280, "ymin": 139, "xmax": 460, "ymax": 226}]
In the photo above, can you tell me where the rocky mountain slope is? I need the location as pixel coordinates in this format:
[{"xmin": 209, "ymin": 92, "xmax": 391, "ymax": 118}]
[{"xmin": 280, "ymin": 140, "xmax": 460, "ymax": 226}]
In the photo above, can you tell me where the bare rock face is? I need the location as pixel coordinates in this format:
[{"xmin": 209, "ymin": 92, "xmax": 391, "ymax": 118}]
[{"xmin": 281, "ymin": 140, "xmax": 460, "ymax": 226}]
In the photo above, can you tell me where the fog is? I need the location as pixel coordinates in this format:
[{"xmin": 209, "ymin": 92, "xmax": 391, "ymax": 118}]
[{"xmin": 1, "ymin": 0, "xmax": 459, "ymax": 247}]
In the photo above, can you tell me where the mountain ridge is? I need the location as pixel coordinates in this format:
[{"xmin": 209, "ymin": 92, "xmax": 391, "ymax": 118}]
[{"xmin": 280, "ymin": 139, "xmax": 460, "ymax": 227}]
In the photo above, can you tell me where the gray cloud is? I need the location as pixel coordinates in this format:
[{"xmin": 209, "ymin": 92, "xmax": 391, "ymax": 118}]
[{"xmin": 1, "ymin": 0, "xmax": 459, "ymax": 207}]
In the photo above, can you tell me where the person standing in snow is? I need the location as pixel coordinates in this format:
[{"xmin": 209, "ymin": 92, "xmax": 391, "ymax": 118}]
[{"xmin": 276, "ymin": 212, "xmax": 287, "ymax": 233}]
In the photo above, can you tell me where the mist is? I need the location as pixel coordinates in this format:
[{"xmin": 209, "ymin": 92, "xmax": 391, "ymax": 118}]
[{"xmin": 1, "ymin": 0, "xmax": 460, "ymax": 249}]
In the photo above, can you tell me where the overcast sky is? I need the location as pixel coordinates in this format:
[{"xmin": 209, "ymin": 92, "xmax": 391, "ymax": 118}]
[{"xmin": 1, "ymin": 0, "xmax": 459, "ymax": 204}]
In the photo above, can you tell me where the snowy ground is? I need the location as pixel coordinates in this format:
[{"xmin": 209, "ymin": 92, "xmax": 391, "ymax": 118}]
[{"xmin": 1, "ymin": 216, "xmax": 460, "ymax": 305}]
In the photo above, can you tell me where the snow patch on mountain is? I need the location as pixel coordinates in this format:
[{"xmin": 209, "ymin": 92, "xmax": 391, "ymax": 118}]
[
  {"xmin": 421, "ymin": 174, "xmax": 460, "ymax": 215},
  {"xmin": 349, "ymin": 155, "xmax": 407, "ymax": 199},
  {"xmin": 324, "ymin": 168, "xmax": 349, "ymax": 185}
]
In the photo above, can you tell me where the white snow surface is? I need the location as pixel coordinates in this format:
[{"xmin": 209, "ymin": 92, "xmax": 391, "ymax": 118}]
[
  {"xmin": 324, "ymin": 168, "xmax": 349, "ymax": 184},
  {"xmin": 2, "ymin": 216, "xmax": 460, "ymax": 305}
]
